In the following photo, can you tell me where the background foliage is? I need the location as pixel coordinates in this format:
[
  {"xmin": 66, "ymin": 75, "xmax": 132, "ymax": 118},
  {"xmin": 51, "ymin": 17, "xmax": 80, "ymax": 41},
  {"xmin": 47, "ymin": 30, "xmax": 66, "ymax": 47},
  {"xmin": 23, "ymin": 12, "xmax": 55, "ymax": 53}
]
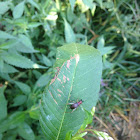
[{"xmin": 0, "ymin": 0, "xmax": 139, "ymax": 140}]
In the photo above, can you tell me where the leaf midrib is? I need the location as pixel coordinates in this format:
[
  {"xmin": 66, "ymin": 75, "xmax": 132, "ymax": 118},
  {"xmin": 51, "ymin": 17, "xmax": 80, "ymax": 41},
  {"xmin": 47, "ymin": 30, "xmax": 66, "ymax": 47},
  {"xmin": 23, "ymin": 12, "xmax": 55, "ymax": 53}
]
[{"xmin": 56, "ymin": 44, "xmax": 78, "ymax": 140}]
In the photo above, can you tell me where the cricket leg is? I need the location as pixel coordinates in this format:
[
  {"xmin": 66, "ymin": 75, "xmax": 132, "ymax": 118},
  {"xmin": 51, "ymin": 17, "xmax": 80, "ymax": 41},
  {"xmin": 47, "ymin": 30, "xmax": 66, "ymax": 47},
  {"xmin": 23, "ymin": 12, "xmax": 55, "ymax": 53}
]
[
  {"xmin": 70, "ymin": 108, "xmax": 76, "ymax": 113},
  {"xmin": 65, "ymin": 108, "xmax": 76, "ymax": 113},
  {"xmin": 67, "ymin": 103, "xmax": 74, "ymax": 105}
]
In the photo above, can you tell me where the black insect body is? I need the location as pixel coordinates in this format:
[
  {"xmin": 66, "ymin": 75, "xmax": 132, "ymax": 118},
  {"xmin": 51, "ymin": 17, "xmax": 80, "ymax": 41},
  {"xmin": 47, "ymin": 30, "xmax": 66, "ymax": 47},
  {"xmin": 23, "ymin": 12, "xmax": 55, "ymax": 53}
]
[
  {"xmin": 70, "ymin": 102, "xmax": 79, "ymax": 109},
  {"xmin": 68, "ymin": 99, "xmax": 83, "ymax": 113}
]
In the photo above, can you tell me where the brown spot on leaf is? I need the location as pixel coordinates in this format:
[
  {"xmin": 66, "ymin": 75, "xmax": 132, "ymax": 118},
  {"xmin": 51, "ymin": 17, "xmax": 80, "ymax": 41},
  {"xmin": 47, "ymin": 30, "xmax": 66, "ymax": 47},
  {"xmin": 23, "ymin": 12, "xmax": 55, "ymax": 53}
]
[
  {"xmin": 63, "ymin": 75, "xmax": 66, "ymax": 83},
  {"xmin": 75, "ymin": 54, "xmax": 80, "ymax": 66},
  {"xmin": 50, "ymin": 79, "xmax": 55, "ymax": 85},
  {"xmin": 67, "ymin": 60, "xmax": 70, "ymax": 69},
  {"xmin": 57, "ymin": 89, "xmax": 63, "ymax": 93},
  {"xmin": 57, "ymin": 78, "xmax": 62, "ymax": 83},
  {"xmin": 48, "ymin": 90, "xmax": 58, "ymax": 105},
  {"xmin": 50, "ymin": 67, "xmax": 60, "ymax": 85}
]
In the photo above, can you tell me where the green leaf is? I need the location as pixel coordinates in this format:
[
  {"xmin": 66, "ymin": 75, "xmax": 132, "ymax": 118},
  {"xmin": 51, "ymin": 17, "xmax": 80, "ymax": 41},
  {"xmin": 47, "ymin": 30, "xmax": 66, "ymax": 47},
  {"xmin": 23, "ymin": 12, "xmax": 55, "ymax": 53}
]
[
  {"xmin": 97, "ymin": 36, "xmax": 105, "ymax": 49},
  {"xmin": 16, "ymin": 34, "xmax": 38, "ymax": 53},
  {"xmin": 0, "ymin": 40, "xmax": 18, "ymax": 49},
  {"xmin": 72, "ymin": 132, "xmax": 87, "ymax": 140},
  {"xmin": 1, "ymin": 129, "xmax": 17, "ymax": 140},
  {"xmin": 0, "ymin": 31, "xmax": 16, "ymax": 39},
  {"xmin": 103, "ymin": 59, "xmax": 114, "ymax": 69},
  {"xmin": 15, "ymin": 81, "xmax": 31, "ymax": 95},
  {"xmin": 91, "ymin": 106, "xmax": 95, "ymax": 116},
  {"xmin": 13, "ymin": 1, "xmax": 25, "ymax": 19},
  {"xmin": 67, "ymin": 7, "xmax": 76, "ymax": 22},
  {"xmin": 14, "ymin": 43, "xmax": 38, "ymax": 53},
  {"xmin": 98, "ymin": 46, "xmax": 115, "ymax": 55},
  {"xmin": 76, "ymin": 0, "xmax": 89, "ymax": 12},
  {"xmin": 0, "ymin": 1, "xmax": 11, "ymax": 15},
  {"xmin": 91, "ymin": 3, "xmax": 96, "ymax": 16},
  {"xmin": 28, "ymin": 22, "xmax": 42, "ymax": 28},
  {"xmin": 69, "ymin": 0, "xmax": 76, "ymax": 11},
  {"xmin": 42, "ymin": 55, "xmax": 52, "ymax": 67},
  {"xmin": 65, "ymin": 130, "xmax": 73, "ymax": 140},
  {"xmin": 12, "ymin": 95, "xmax": 27, "ymax": 107},
  {"xmin": 0, "ymin": 73, "xmax": 13, "ymax": 83},
  {"xmin": 35, "ymin": 73, "xmax": 52, "ymax": 88},
  {"xmin": 104, "ymin": 1, "xmax": 114, "ymax": 9},
  {"xmin": 82, "ymin": 0, "xmax": 93, "ymax": 9},
  {"xmin": 95, "ymin": 0, "xmax": 103, "ymax": 8},
  {"xmin": 97, "ymin": 36, "xmax": 115, "ymax": 55},
  {"xmin": 64, "ymin": 19, "xmax": 76, "ymax": 43},
  {"xmin": 79, "ymin": 110, "xmax": 93, "ymax": 131},
  {"xmin": 0, "ymin": 134, "xmax": 2, "ymax": 140},
  {"xmin": 72, "ymin": 137, "xmax": 85, "ymax": 140},
  {"xmin": 1, "ymin": 63, "xmax": 19, "ymax": 73},
  {"xmin": 40, "ymin": 43, "xmax": 102, "ymax": 139},
  {"xmin": 18, "ymin": 122, "xmax": 35, "ymax": 140},
  {"xmin": 93, "ymin": 130, "xmax": 114, "ymax": 140},
  {"xmin": 27, "ymin": 0, "xmax": 40, "ymax": 10},
  {"xmin": 1, "ymin": 51, "xmax": 46, "ymax": 69},
  {"xmin": 0, "ymin": 59, "xmax": 4, "ymax": 73},
  {"xmin": 0, "ymin": 86, "xmax": 7, "ymax": 120},
  {"xmin": 0, "ymin": 112, "xmax": 25, "ymax": 133},
  {"xmin": 29, "ymin": 105, "xmax": 40, "ymax": 120}
]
